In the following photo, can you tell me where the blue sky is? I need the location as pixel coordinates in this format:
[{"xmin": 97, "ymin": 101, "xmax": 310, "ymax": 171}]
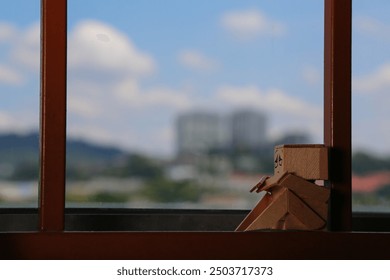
[{"xmin": 1, "ymin": 1, "xmax": 390, "ymax": 156}]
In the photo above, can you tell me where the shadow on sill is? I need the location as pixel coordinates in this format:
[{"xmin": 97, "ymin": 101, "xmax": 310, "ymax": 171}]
[{"xmin": 0, "ymin": 208, "xmax": 389, "ymax": 232}]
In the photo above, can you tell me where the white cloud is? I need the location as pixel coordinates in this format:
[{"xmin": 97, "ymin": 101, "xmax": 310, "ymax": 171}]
[
  {"xmin": 352, "ymin": 115, "xmax": 390, "ymax": 154},
  {"xmin": 0, "ymin": 22, "xmax": 17, "ymax": 43},
  {"xmin": 178, "ymin": 50, "xmax": 218, "ymax": 71},
  {"xmin": 220, "ymin": 9, "xmax": 285, "ymax": 40},
  {"xmin": 216, "ymin": 85, "xmax": 321, "ymax": 118},
  {"xmin": 0, "ymin": 112, "xmax": 15, "ymax": 130},
  {"xmin": 65, "ymin": 20, "xmax": 195, "ymax": 154},
  {"xmin": 67, "ymin": 120, "xmax": 176, "ymax": 157},
  {"xmin": 352, "ymin": 63, "xmax": 390, "ymax": 153},
  {"xmin": 302, "ymin": 66, "xmax": 322, "ymax": 86},
  {"xmin": 11, "ymin": 22, "xmax": 40, "ymax": 71},
  {"xmin": 353, "ymin": 63, "xmax": 390, "ymax": 93},
  {"xmin": 142, "ymin": 87, "xmax": 192, "ymax": 110},
  {"xmin": 68, "ymin": 20, "xmax": 155, "ymax": 78},
  {"xmin": 67, "ymin": 123, "xmax": 127, "ymax": 148},
  {"xmin": 114, "ymin": 80, "xmax": 192, "ymax": 110},
  {"xmin": 0, "ymin": 22, "xmax": 39, "ymax": 83},
  {"xmin": 66, "ymin": 78, "xmax": 193, "ymax": 155},
  {"xmin": 355, "ymin": 16, "xmax": 390, "ymax": 40},
  {"xmin": 0, "ymin": 64, "xmax": 24, "ymax": 85},
  {"xmin": 146, "ymin": 126, "xmax": 176, "ymax": 156},
  {"xmin": 215, "ymin": 85, "xmax": 322, "ymax": 142},
  {"xmin": 0, "ymin": 22, "xmax": 40, "ymax": 134},
  {"xmin": 0, "ymin": 111, "xmax": 34, "ymax": 132},
  {"xmin": 68, "ymin": 95, "xmax": 103, "ymax": 119},
  {"xmin": 67, "ymin": 78, "xmax": 111, "ymax": 119},
  {"xmin": 112, "ymin": 79, "xmax": 141, "ymax": 102}
]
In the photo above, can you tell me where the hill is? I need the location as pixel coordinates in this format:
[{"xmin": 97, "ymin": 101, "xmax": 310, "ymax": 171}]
[
  {"xmin": 0, "ymin": 132, "xmax": 129, "ymax": 180},
  {"xmin": 0, "ymin": 132, "xmax": 127, "ymax": 163},
  {"xmin": 2, "ymin": 132, "xmax": 390, "ymax": 184}
]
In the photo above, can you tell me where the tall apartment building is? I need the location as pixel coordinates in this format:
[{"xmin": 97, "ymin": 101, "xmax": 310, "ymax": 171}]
[
  {"xmin": 231, "ymin": 110, "xmax": 267, "ymax": 150},
  {"xmin": 176, "ymin": 109, "xmax": 267, "ymax": 156},
  {"xmin": 176, "ymin": 111, "xmax": 226, "ymax": 155}
]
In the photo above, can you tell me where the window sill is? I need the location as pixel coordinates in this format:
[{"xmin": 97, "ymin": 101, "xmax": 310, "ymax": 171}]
[
  {"xmin": 1, "ymin": 229, "xmax": 390, "ymax": 259},
  {"xmin": 1, "ymin": 208, "xmax": 390, "ymax": 231}
]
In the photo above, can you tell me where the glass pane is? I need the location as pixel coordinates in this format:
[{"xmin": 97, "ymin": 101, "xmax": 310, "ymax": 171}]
[
  {"xmin": 0, "ymin": 1, "xmax": 40, "ymax": 207},
  {"xmin": 352, "ymin": 0, "xmax": 390, "ymax": 212},
  {"xmin": 66, "ymin": 0, "xmax": 324, "ymax": 209}
]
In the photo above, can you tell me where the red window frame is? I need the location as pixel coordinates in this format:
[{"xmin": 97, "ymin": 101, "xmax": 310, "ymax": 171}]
[
  {"xmin": 39, "ymin": 0, "xmax": 352, "ymax": 232},
  {"xmin": 2, "ymin": 0, "xmax": 390, "ymax": 259}
]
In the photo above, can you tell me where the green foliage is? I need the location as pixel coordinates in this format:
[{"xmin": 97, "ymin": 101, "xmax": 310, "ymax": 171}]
[
  {"xmin": 4, "ymin": 132, "xmax": 390, "ymax": 182},
  {"xmin": 352, "ymin": 152, "xmax": 390, "ymax": 175},
  {"xmin": 66, "ymin": 191, "xmax": 132, "ymax": 204},
  {"xmin": 352, "ymin": 193, "xmax": 381, "ymax": 205},
  {"xmin": 66, "ymin": 166, "xmax": 94, "ymax": 181},
  {"xmin": 376, "ymin": 184, "xmax": 390, "ymax": 198},
  {"xmin": 9, "ymin": 162, "xmax": 39, "ymax": 181},
  {"xmin": 90, "ymin": 191, "xmax": 130, "ymax": 203},
  {"xmin": 126, "ymin": 154, "xmax": 164, "ymax": 179},
  {"xmin": 141, "ymin": 179, "xmax": 203, "ymax": 203},
  {"xmin": 105, "ymin": 154, "xmax": 164, "ymax": 179}
]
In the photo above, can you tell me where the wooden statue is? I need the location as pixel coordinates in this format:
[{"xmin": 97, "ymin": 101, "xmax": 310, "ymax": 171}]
[{"xmin": 236, "ymin": 144, "xmax": 330, "ymax": 231}]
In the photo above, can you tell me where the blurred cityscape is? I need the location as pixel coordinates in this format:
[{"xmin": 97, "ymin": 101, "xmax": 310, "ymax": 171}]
[
  {"xmin": 0, "ymin": 109, "xmax": 390, "ymax": 211},
  {"xmin": 0, "ymin": 108, "xmax": 310, "ymax": 209},
  {"xmin": 173, "ymin": 109, "xmax": 309, "ymax": 179}
]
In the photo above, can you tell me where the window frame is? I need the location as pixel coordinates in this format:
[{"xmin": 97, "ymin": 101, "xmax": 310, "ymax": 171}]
[
  {"xmin": 39, "ymin": 0, "xmax": 353, "ymax": 233},
  {"xmin": 2, "ymin": 0, "xmax": 390, "ymax": 259}
]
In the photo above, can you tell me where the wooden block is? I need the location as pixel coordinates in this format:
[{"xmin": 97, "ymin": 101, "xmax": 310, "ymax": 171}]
[
  {"xmin": 274, "ymin": 144, "xmax": 328, "ymax": 180},
  {"xmin": 282, "ymin": 213, "xmax": 308, "ymax": 230},
  {"xmin": 254, "ymin": 171, "xmax": 288, "ymax": 192},
  {"xmin": 260, "ymin": 173, "xmax": 330, "ymax": 204},
  {"xmin": 237, "ymin": 172, "xmax": 330, "ymax": 232},
  {"xmin": 286, "ymin": 189, "xmax": 326, "ymax": 230},
  {"xmin": 244, "ymin": 189, "xmax": 326, "ymax": 231},
  {"xmin": 235, "ymin": 192, "xmax": 274, "ymax": 231},
  {"xmin": 279, "ymin": 173, "xmax": 330, "ymax": 204},
  {"xmin": 245, "ymin": 188, "xmax": 289, "ymax": 231},
  {"xmin": 269, "ymin": 173, "xmax": 330, "ymax": 220},
  {"xmin": 303, "ymin": 198, "xmax": 328, "ymax": 221}
]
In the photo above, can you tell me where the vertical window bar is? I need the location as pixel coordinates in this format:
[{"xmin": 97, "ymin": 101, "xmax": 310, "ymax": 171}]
[
  {"xmin": 39, "ymin": 0, "xmax": 67, "ymax": 231},
  {"xmin": 324, "ymin": 0, "xmax": 352, "ymax": 231}
]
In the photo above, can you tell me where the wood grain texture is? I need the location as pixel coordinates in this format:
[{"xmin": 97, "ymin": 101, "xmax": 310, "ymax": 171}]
[
  {"xmin": 275, "ymin": 145, "xmax": 328, "ymax": 180},
  {"xmin": 2, "ymin": 231, "xmax": 390, "ymax": 260},
  {"xmin": 40, "ymin": 0, "xmax": 67, "ymax": 232}
]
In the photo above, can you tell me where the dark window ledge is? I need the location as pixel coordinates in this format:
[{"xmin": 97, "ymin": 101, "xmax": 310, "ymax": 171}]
[
  {"xmin": 1, "ymin": 208, "xmax": 390, "ymax": 232},
  {"xmin": 1, "ymin": 230, "xmax": 390, "ymax": 259}
]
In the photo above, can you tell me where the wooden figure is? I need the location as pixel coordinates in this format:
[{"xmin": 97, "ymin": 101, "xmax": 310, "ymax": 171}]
[
  {"xmin": 274, "ymin": 144, "xmax": 328, "ymax": 180},
  {"xmin": 236, "ymin": 144, "xmax": 330, "ymax": 231}
]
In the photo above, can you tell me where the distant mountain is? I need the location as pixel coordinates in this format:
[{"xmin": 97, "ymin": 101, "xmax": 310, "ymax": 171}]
[
  {"xmin": 67, "ymin": 137, "xmax": 128, "ymax": 166},
  {"xmin": 0, "ymin": 132, "xmax": 128, "ymax": 167},
  {"xmin": 0, "ymin": 132, "xmax": 169, "ymax": 180},
  {"xmin": 0, "ymin": 133, "xmax": 40, "ymax": 166}
]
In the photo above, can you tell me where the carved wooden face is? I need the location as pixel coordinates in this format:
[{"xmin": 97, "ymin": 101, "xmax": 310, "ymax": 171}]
[
  {"xmin": 273, "ymin": 145, "xmax": 328, "ymax": 180},
  {"xmin": 274, "ymin": 150, "xmax": 283, "ymax": 171}
]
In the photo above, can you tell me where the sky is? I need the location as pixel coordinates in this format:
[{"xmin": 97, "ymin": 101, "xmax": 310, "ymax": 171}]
[{"xmin": 1, "ymin": 0, "xmax": 390, "ymax": 157}]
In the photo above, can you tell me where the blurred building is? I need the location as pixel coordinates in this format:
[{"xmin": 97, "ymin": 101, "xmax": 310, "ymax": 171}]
[
  {"xmin": 176, "ymin": 109, "xmax": 269, "ymax": 156},
  {"xmin": 231, "ymin": 110, "xmax": 267, "ymax": 151},
  {"xmin": 176, "ymin": 111, "xmax": 226, "ymax": 156},
  {"xmin": 274, "ymin": 132, "xmax": 311, "ymax": 146}
]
